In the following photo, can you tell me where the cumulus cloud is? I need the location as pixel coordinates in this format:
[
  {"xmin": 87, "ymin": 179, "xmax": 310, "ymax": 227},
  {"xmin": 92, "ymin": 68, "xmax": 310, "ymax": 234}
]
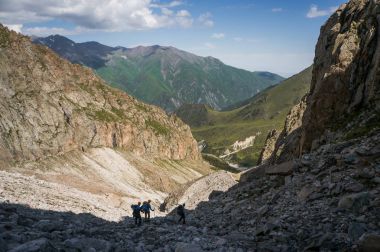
[
  {"xmin": 306, "ymin": 5, "xmax": 337, "ymax": 18},
  {"xmin": 4, "ymin": 24, "xmax": 23, "ymax": 33},
  {"xmin": 0, "ymin": 0, "xmax": 193, "ymax": 35},
  {"xmin": 198, "ymin": 12, "xmax": 214, "ymax": 27},
  {"xmin": 23, "ymin": 26, "xmax": 85, "ymax": 36},
  {"xmin": 175, "ymin": 10, "xmax": 193, "ymax": 28},
  {"xmin": 233, "ymin": 37, "xmax": 243, "ymax": 42},
  {"xmin": 211, "ymin": 33, "xmax": 225, "ymax": 39},
  {"xmin": 272, "ymin": 8, "xmax": 283, "ymax": 12},
  {"xmin": 150, "ymin": 0, "xmax": 183, "ymax": 8}
]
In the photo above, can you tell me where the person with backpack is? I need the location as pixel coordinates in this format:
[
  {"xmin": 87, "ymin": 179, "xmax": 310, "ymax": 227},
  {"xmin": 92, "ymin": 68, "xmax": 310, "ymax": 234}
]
[
  {"xmin": 141, "ymin": 200, "xmax": 154, "ymax": 221},
  {"xmin": 131, "ymin": 202, "xmax": 142, "ymax": 226},
  {"xmin": 177, "ymin": 203, "xmax": 186, "ymax": 224}
]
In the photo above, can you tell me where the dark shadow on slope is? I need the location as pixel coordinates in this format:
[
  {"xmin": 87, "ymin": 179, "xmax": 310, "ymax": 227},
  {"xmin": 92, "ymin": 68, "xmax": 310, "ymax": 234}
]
[{"xmin": 0, "ymin": 202, "xmax": 180, "ymax": 251}]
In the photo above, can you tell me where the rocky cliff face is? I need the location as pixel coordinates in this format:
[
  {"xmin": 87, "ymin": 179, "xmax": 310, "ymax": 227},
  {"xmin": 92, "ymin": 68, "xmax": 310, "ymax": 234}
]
[
  {"xmin": 0, "ymin": 25, "xmax": 200, "ymax": 168},
  {"xmin": 257, "ymin": 129, "xmax": 279, "ymax": 165},
  {"xmin": 300, "ymin": 0, "xmax": 380, "ymax": 152},
  {"xmin": 263, "ymin": 95, "xmax": 307, "ymax": 164}
]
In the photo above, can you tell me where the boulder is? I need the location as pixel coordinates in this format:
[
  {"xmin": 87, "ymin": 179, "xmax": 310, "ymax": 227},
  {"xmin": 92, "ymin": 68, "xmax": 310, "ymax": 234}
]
[
  {"xmin": 265, "ymin": 161, "xmax": 295, "ymax": 176},
  {"xmin": 64, "ymin": 237, "xmax": 113, "ymax": 252},
  {"xmin": 338, "ymin": 192, "xmax": 370, "ymax": 212},
  {"xmin": 9, "ymin": 238, "xmax": 55, "ymax": 252},
  {"xmin": 358, "ymin": 234, "xmax": 380, "ymax": 252}
]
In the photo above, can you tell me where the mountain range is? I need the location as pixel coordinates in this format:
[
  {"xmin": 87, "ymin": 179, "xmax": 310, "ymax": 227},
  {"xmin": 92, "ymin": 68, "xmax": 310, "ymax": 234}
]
[{"xmin": 34, "ymin": 35, "xmax": 284, "ymax": 111}]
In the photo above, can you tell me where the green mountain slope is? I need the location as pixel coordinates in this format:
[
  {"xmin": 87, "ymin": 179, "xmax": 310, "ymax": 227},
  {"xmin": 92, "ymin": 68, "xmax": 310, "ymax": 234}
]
[
  {"xmin": 34, "ymin": 36, "xmax": 284, "ymax": 111},
  {"xmin": 96, "ymin": 46, "xmax": 284, "ymax": 111},
  {"xmin": 177, "ymin": 66, "xmax": 312, "ymax": 166}
]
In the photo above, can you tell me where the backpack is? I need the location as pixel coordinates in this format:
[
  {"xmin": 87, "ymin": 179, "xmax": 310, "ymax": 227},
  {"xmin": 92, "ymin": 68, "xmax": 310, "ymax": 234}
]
[
  {"xmin": 177, "ymin": 205, "xmax": 184, "ymax": 215},
  {"xmin": 131, "ymin": 205, "xmax": 140, "ymax": 215}
]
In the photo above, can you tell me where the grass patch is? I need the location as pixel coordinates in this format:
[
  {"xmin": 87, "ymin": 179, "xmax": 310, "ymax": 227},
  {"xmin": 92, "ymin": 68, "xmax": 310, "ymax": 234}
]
[
  {"xmin": 0, "ymin": 28, "xmax": 10, "ymax": 48},
  {"xmin": 179, "ymin": 66, "xmax": 312, "ymax": 167},
  {"xmin": 146, "ymin": 119, "xmax": 170, "ymax": 136},
  {"xmin": 136, "ymin": 103, "xmax": 149, "ymax": 113},
  {"xmin": 202, "ymin": 153, "xmax": 239, "ymax": 173},
  {"xmin": 78, "ymin": 83, "xmax": 95, "ymax": 95},
  {"xmin": 111, "ymin": 107, "xmax": 126, "ymax": 119}
]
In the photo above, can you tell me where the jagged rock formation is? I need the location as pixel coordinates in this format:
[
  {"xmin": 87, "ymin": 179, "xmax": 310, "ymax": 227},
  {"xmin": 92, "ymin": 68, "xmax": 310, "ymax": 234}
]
[
  {"xmin": 0, "ymin": 25, "xmax": 200, "ymax": 168},
  {"xmin": 263, "ymin": 95, "xmax": 308, "ymax": 164},
  {"xmin": 257, "ymin": 129, "xmax": 279, "ymax": 165},
  {"xmin": 299, "ymin": 0, "xmax": 380, "ymax": 153},
  {"xmin": 260, "ymin": 0, "xmax": 380, "ymax": 165}
]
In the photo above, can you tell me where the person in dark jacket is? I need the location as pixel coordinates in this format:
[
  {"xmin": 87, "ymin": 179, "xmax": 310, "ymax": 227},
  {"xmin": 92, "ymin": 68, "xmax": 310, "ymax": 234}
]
[
  {"xmin": 177, "ymin": 203, "xmax": 186, "ymax": 224},
  {"xmin": 142, "ymin": 200, "xmax": 154, "ymax": 221},
  {"xmin": 131, "ymin": 202, "xmax": 142, "ymax": 226}
]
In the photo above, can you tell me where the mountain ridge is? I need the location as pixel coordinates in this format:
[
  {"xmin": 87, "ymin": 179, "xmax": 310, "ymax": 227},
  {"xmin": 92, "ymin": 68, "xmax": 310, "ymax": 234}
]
[
  {"xmin": 0, "ymin": 25, "xmax": 201, "ymax": 166},
  {"xmin": 34, "ymin": 34, "xmax": 284, "ymax": 111}
]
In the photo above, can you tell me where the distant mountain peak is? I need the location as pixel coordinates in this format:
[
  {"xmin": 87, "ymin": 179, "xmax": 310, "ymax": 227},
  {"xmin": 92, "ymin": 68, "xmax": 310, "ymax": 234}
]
[{"xmin": 34, "ymin": 34, "xmax": 284, "ymax": 111}]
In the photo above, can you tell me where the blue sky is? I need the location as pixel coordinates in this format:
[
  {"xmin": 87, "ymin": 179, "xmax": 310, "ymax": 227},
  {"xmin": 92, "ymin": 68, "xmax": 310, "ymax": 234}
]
[{"xmin": 0, "ymin": 0, "xmax": 346, "ymax": 77}]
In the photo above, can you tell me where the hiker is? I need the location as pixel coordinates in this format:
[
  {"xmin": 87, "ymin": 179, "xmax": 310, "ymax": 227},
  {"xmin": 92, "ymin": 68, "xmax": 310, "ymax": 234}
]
[
  {"xmin": 177, "ymin": 203, "xmax": 186, "ymax": 224},
  {"xmin": 131, "ymin": 202, "xmax": 142, "ymax": 226},
  {"xmin": 142, "ymin": 200, "xmax": 154, "ymax": 221}
]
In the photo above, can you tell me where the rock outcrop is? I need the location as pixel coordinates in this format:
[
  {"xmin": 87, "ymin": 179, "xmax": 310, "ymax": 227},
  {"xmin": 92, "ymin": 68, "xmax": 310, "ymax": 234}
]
[
  {"xmin": 265, "ymin": 95, "xmax": 307, "ymax": 164},
  {"xmin": 0, "ymin": 25, "xmax": 200, "ymax": 168},
  {"xmin": 300, "ymin": 0, "xmax": 380, "ymax": 152},
  {"xmin": 257, "ymin": 129, "xmax": 279, "ymax": 165},
  {"xmin": 267, "ymin": 0, "xmax": 380, "ymax": 163}
]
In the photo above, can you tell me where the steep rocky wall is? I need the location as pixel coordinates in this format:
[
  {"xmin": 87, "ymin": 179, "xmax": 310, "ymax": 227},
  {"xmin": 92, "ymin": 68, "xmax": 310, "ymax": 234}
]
[
  {"xmin": 0, "ymin": 25, "xmax": 200, "ymax": 167},
  {"xmin": 257, "ymin": 129, "xmax": 279, "ymax": 165},
  {"xmin": 265, "ymin": 95, "xmax": 307, "ymax": 164},
  {"xmin": 300, "ymin": 0, "xmax": 380, "ymax": 152}
]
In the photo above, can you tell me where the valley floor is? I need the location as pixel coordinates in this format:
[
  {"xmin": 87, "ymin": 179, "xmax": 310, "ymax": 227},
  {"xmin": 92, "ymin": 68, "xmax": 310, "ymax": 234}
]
[{"xmin": 1, "ymin": 131, "xmax": 379, "ymax": 251}]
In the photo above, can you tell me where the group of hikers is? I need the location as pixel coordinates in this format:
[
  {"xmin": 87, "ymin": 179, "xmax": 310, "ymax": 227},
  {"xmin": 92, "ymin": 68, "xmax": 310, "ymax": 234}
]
[{"xmin": 131, "ymin": 200, "xmax": 186, "ymax": 226}]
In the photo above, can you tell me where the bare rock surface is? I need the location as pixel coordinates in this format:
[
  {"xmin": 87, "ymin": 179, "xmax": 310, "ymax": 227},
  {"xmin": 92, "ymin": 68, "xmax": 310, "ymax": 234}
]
[
  {"xmin": 1, "ymin": 130, "xmax": 379, "ymax": 251},
  {"xmin": 0, "ymin": 24, "xmax": 200, "ymax": 168},
  {"xmin": 300, "ymin": 0, "xmax": 380, "ymax": 152},
  {"xmin": 257, "ymin": 129, "xmax": 279, "ymax": 165}
]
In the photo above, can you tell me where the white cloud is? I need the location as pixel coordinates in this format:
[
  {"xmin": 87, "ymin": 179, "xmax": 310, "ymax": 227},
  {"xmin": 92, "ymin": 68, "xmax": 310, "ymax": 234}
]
[
  {"xmin": 150, "ymin": 0, "xmax": 183, "ymax": 8},
  {"xmin": 306, "ymin": 5, "xmax": 337, "ymax": 18},
  {"xmin": 4, "ymin": 24, "xmax": 23, "ymax": 33},
  {"xmin": 176, "ymin": 10, "xmax": 193, "ymax": 28},
  {"xmin": 211, "ymin": 33, "xmax": 225, "ymax": 39},
  {"xmin": 161, "ymin": 8, "xmax": 174, "ymax": 16},
  {"xmin": 198, "ymin": 12, "xmax": 214, "ymax": 27},
  {"xmin": 233, "ymin": 37, "xmax": 243, "ymax": 42},
  {"xmin": 23, "ymin": 26, "xmax": 85, "ymax": 36},
  {"xmin": 176, "ymin": 10, "xmax": 191, "ymax": 17},
  {"xmin": 272, "ymin": 8, "xmax": 283, "ymax": 12},
  {"xmin": 0, "ymin": 0, "xmax": 193, "ymax": 35},
  {"xmin": 204, "ymin": 42, "xmax": 215, "ymax": 49}
]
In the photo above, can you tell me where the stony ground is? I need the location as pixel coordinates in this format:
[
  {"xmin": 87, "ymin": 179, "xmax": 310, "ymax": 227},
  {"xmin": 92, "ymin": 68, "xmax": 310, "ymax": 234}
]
[{"xmin": 1, "ymin": 131, "xmax": 379, "ymax": 251}]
